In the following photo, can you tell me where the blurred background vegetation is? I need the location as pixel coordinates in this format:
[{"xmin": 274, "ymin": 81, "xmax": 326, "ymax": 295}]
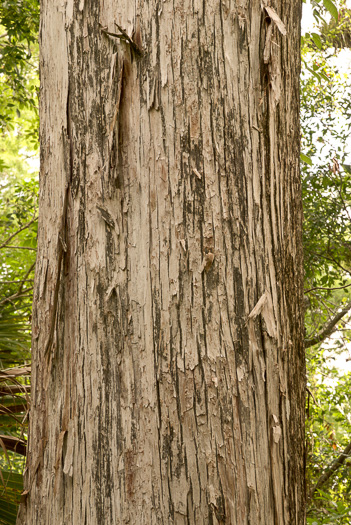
[
  {"xmin": 0, "ymin": 1, "xmax": 38, "ymax": 523},
  {"xmin": 302, "ymin": 2, "xmax": 351, "ymax": 523},
  {"xmin": 0, "ymin": 0, "xmax": 350, "ymax": 524}
]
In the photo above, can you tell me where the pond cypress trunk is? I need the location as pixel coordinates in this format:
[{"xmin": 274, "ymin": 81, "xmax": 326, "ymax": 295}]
[{"xmin": 18, "ymin": 1, "xmax": 305, "ymax": 523}]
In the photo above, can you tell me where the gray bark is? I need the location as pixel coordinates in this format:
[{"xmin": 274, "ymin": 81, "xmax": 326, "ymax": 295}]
[{"xmin": 18, "ymin": 1, "xmax": 305, "ymax": 523}]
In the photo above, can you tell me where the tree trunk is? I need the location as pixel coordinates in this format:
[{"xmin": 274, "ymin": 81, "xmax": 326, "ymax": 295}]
[{"xmin": 19, "ymin": 1, "xmax": 305, "ymax": 523}]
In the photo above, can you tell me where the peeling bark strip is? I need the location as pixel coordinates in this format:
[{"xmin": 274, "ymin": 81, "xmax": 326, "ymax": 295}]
[{"xmin": 19, "ymin": 1, "xmax": 305, "ymax": 524}]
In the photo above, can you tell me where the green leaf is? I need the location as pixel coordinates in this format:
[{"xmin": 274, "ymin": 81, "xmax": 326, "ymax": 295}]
[
  {"xmin": 342, "ymin": 164, "xmax": 351, "ymax": 174},
  {"xmin": 311, "ymin": 32, "xmax": 323, "ymax": 50},
  {"xmin": 0, "ymin": 471, "xmax": 23, "ymax": 492},
  {"xmin": 323, "ymin": 0, "xmax": 338, "ymax": 22},
  {"xmin": 0, "ymin": 470, "xmax": 23, "ymax": 525},
  {"xmin": 300, "ymin": 153, "xmax": 313, "ymax": 166},
  {"xmin": 304, "ymin": 65, "xmax": 321, "ymax": 82}
]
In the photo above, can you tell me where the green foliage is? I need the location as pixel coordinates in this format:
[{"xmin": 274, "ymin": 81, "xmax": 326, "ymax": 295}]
[
  {"xmin": 0, "ymin": 309, "xmax": 30, "ymax": 367},
  {"xmin": 323, "ymin": 0, "xmax": 339, "ymax": 22},
  {"xmin": 303, "ymin": 0, "xmax": 351, "ymax": 51},
  {"xmin": 307, "ymin": 0, "xmax": 339, "ymax": 24},
  {"xmin": 301, "ymin": 23, "xmax": 351, "ymax": 303},
  {"xmin": 0, "ymin": 0, "xmax": 39, "ymax": 133},
  {"xmin": 0, "ymin": 178, "xmax": 38, "ymax": 358},
  {"xmin": 321, "ymin": 6, "xmax": 351, "ymax": 49},
  {"xmin": 0, "ymin": 175, "xmax": 35, "ymax": 523},
  {"xmin": 306, "ymin": 370, "xmax": 351, "ymax": 524},
  {"xmin": 0, "ymin": 3, "xmax": 39, "ymax": 521},
  {"xmin": 301, "ymin": 3, "xmax": 351, "ymax": 522},
  {"xmin": 0, "ymin": 471, "xmax": 23, "ymax": 525},
  {"xmin": 0, "ymin": 364, "xmax": 30, "ymax": 523},
  {"xmin": 0, "ymin": 112, "xmax": 37, "ymax": 520}
]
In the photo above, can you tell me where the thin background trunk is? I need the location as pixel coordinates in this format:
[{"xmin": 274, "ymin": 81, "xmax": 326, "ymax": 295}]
[{"xmin": 18, "ymin": 0, "xmax": 305, "ymax": 523}]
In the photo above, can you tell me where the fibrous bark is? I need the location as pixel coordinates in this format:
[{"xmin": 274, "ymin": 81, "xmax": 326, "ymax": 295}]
[{"xmin": 18, "ymin": 1, "xmax": 305, "ymax": 523}]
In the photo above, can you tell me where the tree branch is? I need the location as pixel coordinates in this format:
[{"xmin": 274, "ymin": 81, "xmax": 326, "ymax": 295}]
[
  {"xmin": 18, "ymin": 262, "xmax": 36, "ymax": 293},
  {"xmin": 0, "ymin": 384, "xmax": 31, "ymax": 395},
  {"xmin": 3, "ymin": 246, "xmax": 36, "ymax": 251},
  {"xmin": 309, "ymin": 441, "xmax": 351, "ymax": 500},
  {"xmin": 0, "ymin": 403, "xmax": 28, "ymax": 415},
  {"xmin": 0, "ymin": 262, "xmax": 36, "ymax": 307},
  {"xmin": 0, "ymin": 216, "xmax": 37, "ymax": 250},
  {"xmin": 305, "ymin": 282, "xmax": 351, "ymax": 294},
  {"xmin": 0, "ymin": 435, "xmax": 26, "ymax": 456},
  {"xmin": 307, "ymin": 250, "xmax": 351, "ymax": 276},
  {"xmin": 0, "ymin": 365, "xmax": 31, "ymax": 378},
  {"xmin": 305, "ymin": 299, "xmax": 351, "ymax": 348},
  {"xmin": 0, "ymin": 279, "xmax": 34, "ymax": 284},
  {"xmin": 0, "ymin": 279, "xmax": 34, "ymax": 285},
  {"xmin": 306, "ymin": 387, "xmax": 318, "ymax": 405},
  {"xmin": 0, "ymin": 286, "xmax": 34, "ymax": 307}
]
